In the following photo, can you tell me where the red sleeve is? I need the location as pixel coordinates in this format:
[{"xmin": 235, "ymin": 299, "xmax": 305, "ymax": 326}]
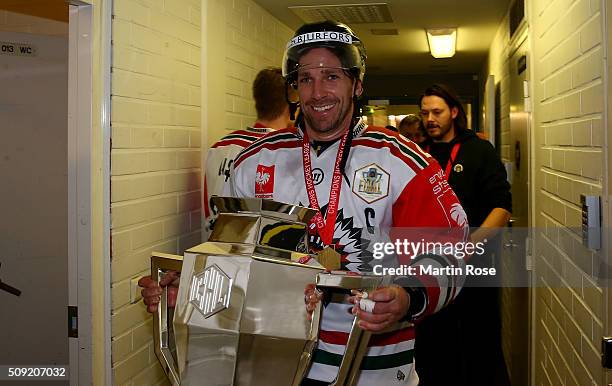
[
  {"xmin": 393, "ymin": 162, "xmax": 467, "ymax": 229},
  {"xmin": 391, "ymin": 162, "xmax": 469, "ymax": 321}
]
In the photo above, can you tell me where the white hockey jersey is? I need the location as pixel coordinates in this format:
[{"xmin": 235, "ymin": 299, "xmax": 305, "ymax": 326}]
[
  {"xmin": 230, "ymin": 120, "xmax": 468, "ymax": 385},
  {"xmin": 203, "ymin": 125, "xmax": 272, "ymax": 239}
]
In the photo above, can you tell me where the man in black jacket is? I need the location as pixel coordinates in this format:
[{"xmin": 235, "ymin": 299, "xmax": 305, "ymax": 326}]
[{"xmin": 415, "ymin": 84, "xmax": 512, "ymax": 386}]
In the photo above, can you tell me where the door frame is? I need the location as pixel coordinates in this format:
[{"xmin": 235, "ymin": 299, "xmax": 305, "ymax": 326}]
[
  {"xmin": 68, "ymin": 0, "xmax": 113, "ymax": 384},
  {"xmin": 603, "ymin": 0, "xmax": 611, "ymax": 384},
  {"xmin": 67, "ymin": 3, "xmax": 92, "ymax": 384},
  {"xmin": 68, "ymin": 2, "xmax": 114, "ymax": 385}
]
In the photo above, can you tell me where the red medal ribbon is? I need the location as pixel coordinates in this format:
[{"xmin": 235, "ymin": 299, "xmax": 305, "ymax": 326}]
[
  {"xmin": 425, "ymin": 142, "xmax": 460, "ymax": 181},
  {"xmin": 302, "ymin": 128, "xmax": 350, "ymax": 246},
  {"xmin": 444, "ymin": 143, "xmax": 461, "ymax": 181}
]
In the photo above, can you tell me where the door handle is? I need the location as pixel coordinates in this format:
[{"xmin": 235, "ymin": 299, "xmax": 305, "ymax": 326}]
[
  {"xmin": 0, "ymin": 263, "xmax": 21, "ymax": 296},
  {"xmin": 504, "ymin": 240, "xmax": 518, "ymax": 250}
]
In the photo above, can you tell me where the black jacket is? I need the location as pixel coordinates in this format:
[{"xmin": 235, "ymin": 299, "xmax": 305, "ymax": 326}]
[{"xmin": 426, "ymin": 129, "xmax": 512, "ymax": 227}]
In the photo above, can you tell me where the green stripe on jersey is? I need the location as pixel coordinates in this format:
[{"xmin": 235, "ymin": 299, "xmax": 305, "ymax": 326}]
[
  {"xmin": 361, "ymin": 132, "xmax": 428, "ymax": 168},
  {"xmin": 222, "ymin": 133, "xmax": 260, "ymax": 141},
  {"xmin": 312, "ymin": 348, "xmax": 414, "ymax": 370},
  {"xmin": 241, "ymin": 132, "xmax": 297, "ymax": 151}
]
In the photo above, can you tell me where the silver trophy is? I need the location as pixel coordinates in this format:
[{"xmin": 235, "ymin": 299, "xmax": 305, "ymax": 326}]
[{"xmin": 151, "ymin": 197, "xmax": 391, "ymax": 386}]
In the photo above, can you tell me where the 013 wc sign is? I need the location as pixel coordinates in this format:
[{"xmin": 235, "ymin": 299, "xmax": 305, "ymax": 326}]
[{"xmin": 0, "ymin": 41, "xmax": 37, "ymax": 57}]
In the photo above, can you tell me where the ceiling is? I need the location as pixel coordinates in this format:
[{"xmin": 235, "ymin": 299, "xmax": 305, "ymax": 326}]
[{"xmin": 253, "ymin": 0, "xmax": 512, "ymax": 76}]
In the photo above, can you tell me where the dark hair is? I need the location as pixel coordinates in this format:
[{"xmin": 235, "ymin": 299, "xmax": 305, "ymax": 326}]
[
  {"xmin": 419, "ymin": 84, "xmax": 468, "ymax": 132},
  {"xmin": 253, "ymin": 67, "xmax": 288, "ymax": 121},
  {"xmin": 398, "ymin": 114, "xmax": 421, "ymax": 129}
]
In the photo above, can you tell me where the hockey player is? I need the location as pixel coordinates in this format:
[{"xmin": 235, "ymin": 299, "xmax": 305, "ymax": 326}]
[{"xmin": 230, "ymin": 21, "xmax": 469, "ymax": 386}]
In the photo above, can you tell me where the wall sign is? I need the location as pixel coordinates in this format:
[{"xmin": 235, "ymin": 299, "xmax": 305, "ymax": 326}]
[{"xmin": 0, "ymin": 41, "xmax": 37, "ymax": 57}]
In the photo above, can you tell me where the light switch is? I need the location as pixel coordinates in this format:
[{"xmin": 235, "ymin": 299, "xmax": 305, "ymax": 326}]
[{"xmin": 130, "ymin": 277, "xmax": 142, "ymax": 304}]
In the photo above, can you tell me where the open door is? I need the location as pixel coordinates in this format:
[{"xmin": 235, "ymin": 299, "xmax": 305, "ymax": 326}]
[
  {"xmin": 0, "ymin": 2, "xmax": 94, "ymax": 384},
  {"xmin": 0, "ymin": 2, "xmax": 70, "ymax": 379}
]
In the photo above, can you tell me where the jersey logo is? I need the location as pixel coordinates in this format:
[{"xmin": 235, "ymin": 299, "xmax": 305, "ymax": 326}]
[
  {"xmin": 450, "ymin": 202, "xmax": 468, "ymax": 228},
  {"xmin": 255, "ymin": 164, "xmax": 275, "ymax": 199},
  {"xmin": 396, "ymin": 370, "xmax": 405, "ymax": 381},
  {"xmin": 352, "ymin": 163, "xmax": 389, "ymax": 204},
  {"xmin": 312, "ymin": 168, "xmax": 324, "ymax": 185},
  {"xmin": 430, "ymin": 170, "xmax": 469, "ymax": 235}
]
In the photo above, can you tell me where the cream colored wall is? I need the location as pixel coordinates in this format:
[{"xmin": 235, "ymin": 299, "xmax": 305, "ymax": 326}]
[
  {"xmin": 529, "ymin": 0, "xmax": 605, "ymax": 384},
  {"xmin": 484, "ymin": 0, "xmax": 606, "ymax": 384},
  {"xmin": 110, "ymin": 0, "xmax": 202, "ymax": 384},
  {"xmin": 203, "ymin": 0, "xmax": 292, "ymax": 149},
  {"xmin": 108, "ymin": 0, "xmax": 291, "ymax": 383}
]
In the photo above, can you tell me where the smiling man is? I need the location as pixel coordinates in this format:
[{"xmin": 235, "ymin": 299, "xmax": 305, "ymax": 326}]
[{"xmin": 230, "ymin": 22, "xmax": 468, "ymax": 386}]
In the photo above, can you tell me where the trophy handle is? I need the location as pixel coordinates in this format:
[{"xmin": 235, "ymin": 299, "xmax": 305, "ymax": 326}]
[
  {"xmin": 151, "ymin": 253, "xmax": 184, "ymax": 386},
  {"xmin": 291, "ymin": 299, "xmax": 323, "ymax": 386},
  {"xmin": 314, "ymin": 274, "xmax": 393, "ymax": 386}
]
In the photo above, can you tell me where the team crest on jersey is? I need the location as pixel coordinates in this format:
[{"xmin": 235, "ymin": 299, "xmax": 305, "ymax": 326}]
[
  {"xmin": 352, "ymin": 163, "xmax": 389, "ymax": 204},
  {"xmin": 255, "ymin": 164, "xmax": 274, "ymax": 198}
]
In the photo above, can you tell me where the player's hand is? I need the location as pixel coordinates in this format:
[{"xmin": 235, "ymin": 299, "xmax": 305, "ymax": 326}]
[
  {"xmin": 349, "ymin": 285, "xmax": 410, "ymax": 332},
  {"xmin": 138, "ymin": 270, "xmax": 180, "ymax": 313},
  {"xmin": 304, "ymin": 283, "xmax": 323, "ymax": 321}
]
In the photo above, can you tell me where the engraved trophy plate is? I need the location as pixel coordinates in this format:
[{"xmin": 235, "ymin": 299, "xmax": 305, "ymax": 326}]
[
  {"xmin": 151, "ymin": 197, "xmax": 392, "ymax": 386},
  {"xmin": 189, "ymin": 264, "xmax": 232, "ymax": 318}
]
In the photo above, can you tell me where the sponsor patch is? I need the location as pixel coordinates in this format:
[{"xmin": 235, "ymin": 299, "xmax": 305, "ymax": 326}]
[
  {"xmin": 352, "ymin": 163, "xmax": 389, "ymax": 204},
  {"xmin": 287, "ymin": 31, "xmax": 353, "ymax": 49},
  {"xmin": 255, "ymin": 164, "xmax": 275, "ymax": 199}
]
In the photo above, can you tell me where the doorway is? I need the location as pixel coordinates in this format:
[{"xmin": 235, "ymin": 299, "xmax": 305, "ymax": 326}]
[
  {"xmin": 501, "ymin": 34, "xmax": 531, "ymax": 386},
  {"xmin": 0, "ymin": 2, "xmax": 93, "ymax": 384}
]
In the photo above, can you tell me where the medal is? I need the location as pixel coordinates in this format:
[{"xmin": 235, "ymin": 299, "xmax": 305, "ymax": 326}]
[{"xmin": 316, "ymin": 246, "xmax": 342, "ymax": 270}]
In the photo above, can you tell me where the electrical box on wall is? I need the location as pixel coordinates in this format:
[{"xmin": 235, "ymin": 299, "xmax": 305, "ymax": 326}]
[{"xmin": 580, "ymin": 195, "xmax": 601, "ymax": 250}]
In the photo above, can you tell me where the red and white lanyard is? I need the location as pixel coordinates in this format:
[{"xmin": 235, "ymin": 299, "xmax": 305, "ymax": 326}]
[
  {"xmin": 302, "ymin": 128, "xmax": 350, "ymax": 246},
  {"xmin": 426, "ymin": 142, "xmax": 461, "ymax": 181}
]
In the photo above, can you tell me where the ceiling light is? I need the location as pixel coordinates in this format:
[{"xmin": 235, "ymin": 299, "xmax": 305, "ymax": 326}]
[{"xmin": 426, "ymin": 28, "xmax": 457, "ymax": 58}]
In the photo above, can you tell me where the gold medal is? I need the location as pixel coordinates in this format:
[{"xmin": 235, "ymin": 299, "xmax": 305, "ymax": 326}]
[
  {"xmin": 316, "ymin": 246, "xmax": 342, "ymax": 270},
  {"xmin": 453, "ymin": 163, "xmax": 463, "ymax": 173}
]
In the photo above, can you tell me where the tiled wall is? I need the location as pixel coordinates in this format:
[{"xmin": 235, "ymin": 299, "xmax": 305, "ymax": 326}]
[
  {"xmin": 109, "ymin": 0, "xmax": 202, "ymax": 384},
  {"xmin": 203, "ymin": 0, "xmax": 292, "ymax": 148},
  {"xmin": 108, "ymin": 0, "xmax": 293, "ymax": 383},
  {"xmin": 531, "ymin": 0, "xmax": 604, "ymax": 384},
  {"xmin": 485, "ymin": 0, "xmax": 606, "ymax": 384}
]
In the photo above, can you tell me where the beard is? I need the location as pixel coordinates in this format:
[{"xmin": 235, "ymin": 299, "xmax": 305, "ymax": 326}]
[
  {"xmin": 426, "ymin": 121, "xmax": 452, "ymax": 141},
  {"xmin": 303, "ymin": 98, "xmax": 354, "ymax": 137}
]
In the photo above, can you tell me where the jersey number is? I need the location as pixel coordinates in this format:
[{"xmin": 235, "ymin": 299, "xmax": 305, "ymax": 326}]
[{"xmin": 218, "ymin": 158, "xmax": 233, "ymax": 182}]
